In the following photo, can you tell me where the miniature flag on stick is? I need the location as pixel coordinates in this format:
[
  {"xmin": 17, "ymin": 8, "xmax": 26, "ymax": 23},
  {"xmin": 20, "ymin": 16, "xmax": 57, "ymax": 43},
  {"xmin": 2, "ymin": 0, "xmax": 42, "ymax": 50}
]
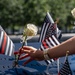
[
  {"xmin": 39, "ymin": 13, "xmax": 61, "ymax": 62},
  {"xmin": 59, "ymin": 51, "xmax": 72, "ymax": 75},
  {"xmin": 0, "ymin": 26, "xmax": 15, "ymax": 56}
]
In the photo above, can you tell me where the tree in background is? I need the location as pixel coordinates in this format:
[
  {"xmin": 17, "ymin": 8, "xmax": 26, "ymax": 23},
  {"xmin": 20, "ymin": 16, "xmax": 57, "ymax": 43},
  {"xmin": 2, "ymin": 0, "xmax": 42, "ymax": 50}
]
[{"xmin": 0, "ymin": 0, "xmax": 75, "ymax": 34}]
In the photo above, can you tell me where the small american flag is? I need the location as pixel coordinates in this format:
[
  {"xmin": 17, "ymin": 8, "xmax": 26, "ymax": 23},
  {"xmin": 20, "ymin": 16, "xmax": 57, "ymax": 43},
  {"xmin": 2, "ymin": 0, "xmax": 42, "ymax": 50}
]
[
  {"xmin": 39, "ymin": 12, "xmax": 61, "ymax": 73},
  {"xmin": 59, "ymin": 56, "xmax": 72, "ymax": 75},
  {"xmin": 39, "ymin": 12, "xmax": 61, "ymax": 66},
  {"xmin": 0, "ymin": 26, "xmax": 15, "ymax": 56},
  {"xmin": 39, "ymin": 22, "xmax": 60, "ymax": 64}
]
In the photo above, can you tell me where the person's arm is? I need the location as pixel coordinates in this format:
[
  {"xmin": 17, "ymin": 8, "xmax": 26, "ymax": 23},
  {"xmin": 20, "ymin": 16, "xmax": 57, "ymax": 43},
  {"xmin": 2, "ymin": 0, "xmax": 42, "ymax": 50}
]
[
  {"xmin": 48, "ymin": 36, "xmax": 75, "ymax": 59},
  {"xmin": 20, "ymin": 36, "xmax": 75, "ymax": 61}
]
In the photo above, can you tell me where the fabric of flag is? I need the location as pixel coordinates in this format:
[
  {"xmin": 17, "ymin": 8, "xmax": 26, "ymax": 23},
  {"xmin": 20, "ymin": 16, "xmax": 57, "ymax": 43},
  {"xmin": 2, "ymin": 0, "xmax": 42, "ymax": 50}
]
[
  {"xmin": 39, "ymin": 22, "xmax": 57, "ymax": 42},
  {"xmin": 59, "ymin": 57, "xmax": 72, "ymax": 75},
  {"xmin": 39, "ymin": 12, "xmax": 61, "ymax": 65},
  {"xmin": 40, "ymin": 35, "xmax": 60, "ymax": 50},
  {"xmin": 40, "ymin": 35, "xmax": 60, "ymax": 64},
  {"xmin": 39, "ymin": 12, "xmax": 61, "ymax": 42},
  {"xmin": 0, "ymin": 26, "xmax": 15, "ymax": 56},
  {"xmin": 39, "ymin": 12, "xmax": 61, "ymax": 73}
]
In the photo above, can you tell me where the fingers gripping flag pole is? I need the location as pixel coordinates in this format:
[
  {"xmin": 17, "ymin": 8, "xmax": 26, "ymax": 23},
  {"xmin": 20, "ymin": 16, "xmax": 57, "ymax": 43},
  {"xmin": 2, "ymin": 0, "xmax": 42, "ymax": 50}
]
[{"xmin": 0, "ymin": 26, "xmax": 15, "ymax": 56}]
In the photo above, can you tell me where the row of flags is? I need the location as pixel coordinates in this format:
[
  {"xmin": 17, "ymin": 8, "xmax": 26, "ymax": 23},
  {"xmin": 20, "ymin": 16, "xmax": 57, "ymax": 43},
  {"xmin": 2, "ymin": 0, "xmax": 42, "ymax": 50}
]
[{"xmin": 0, "ymin": 12, "xmax": 72, "ymax": 75}]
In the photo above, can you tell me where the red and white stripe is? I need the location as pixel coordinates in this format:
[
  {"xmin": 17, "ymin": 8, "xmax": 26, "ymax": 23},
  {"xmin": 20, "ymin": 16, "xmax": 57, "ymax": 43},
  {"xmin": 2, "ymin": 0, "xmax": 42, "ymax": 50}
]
[{"xmin": 0, "ymin": 26, "xmax": 15, "ymax": 56}]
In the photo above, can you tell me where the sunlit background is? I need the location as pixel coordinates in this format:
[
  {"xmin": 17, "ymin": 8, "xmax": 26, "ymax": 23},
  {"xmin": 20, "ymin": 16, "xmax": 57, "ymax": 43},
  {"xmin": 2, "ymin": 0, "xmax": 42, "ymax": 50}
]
[{"xmin": 0, "ymin": 0, "xmax": 75, "ymax": 35}]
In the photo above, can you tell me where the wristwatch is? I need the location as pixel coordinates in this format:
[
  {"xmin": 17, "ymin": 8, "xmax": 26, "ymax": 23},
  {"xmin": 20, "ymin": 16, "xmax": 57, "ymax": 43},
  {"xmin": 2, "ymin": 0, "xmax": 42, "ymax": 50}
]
[{"xmin": 43, "ymin": 48, "xmax": 50, "ymax": 60}]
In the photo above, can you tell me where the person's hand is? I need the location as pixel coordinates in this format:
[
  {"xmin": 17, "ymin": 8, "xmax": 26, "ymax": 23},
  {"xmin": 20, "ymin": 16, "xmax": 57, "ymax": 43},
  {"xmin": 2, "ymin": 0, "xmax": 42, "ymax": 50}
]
[{"xmin": 19, "ymin": 46, "xmax": 44, "ymax": 65}]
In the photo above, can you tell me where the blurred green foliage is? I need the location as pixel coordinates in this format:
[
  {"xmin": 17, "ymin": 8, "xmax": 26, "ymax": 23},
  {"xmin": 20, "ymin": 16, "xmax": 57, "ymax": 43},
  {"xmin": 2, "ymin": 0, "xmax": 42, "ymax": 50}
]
[{"xmin": 0, "ymin": 0, "xmax": 75, "ymax": 33}]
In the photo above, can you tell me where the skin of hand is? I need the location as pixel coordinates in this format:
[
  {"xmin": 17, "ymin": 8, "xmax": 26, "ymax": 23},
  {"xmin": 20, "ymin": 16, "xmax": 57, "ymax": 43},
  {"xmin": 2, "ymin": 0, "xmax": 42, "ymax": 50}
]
[
  {"xmin": 19, "ymin": 36, "xmax": 75, "ymax": 61},
  {"xmin": 20, "ymin": 46, "xmax": 45, "ymax": 61}
]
